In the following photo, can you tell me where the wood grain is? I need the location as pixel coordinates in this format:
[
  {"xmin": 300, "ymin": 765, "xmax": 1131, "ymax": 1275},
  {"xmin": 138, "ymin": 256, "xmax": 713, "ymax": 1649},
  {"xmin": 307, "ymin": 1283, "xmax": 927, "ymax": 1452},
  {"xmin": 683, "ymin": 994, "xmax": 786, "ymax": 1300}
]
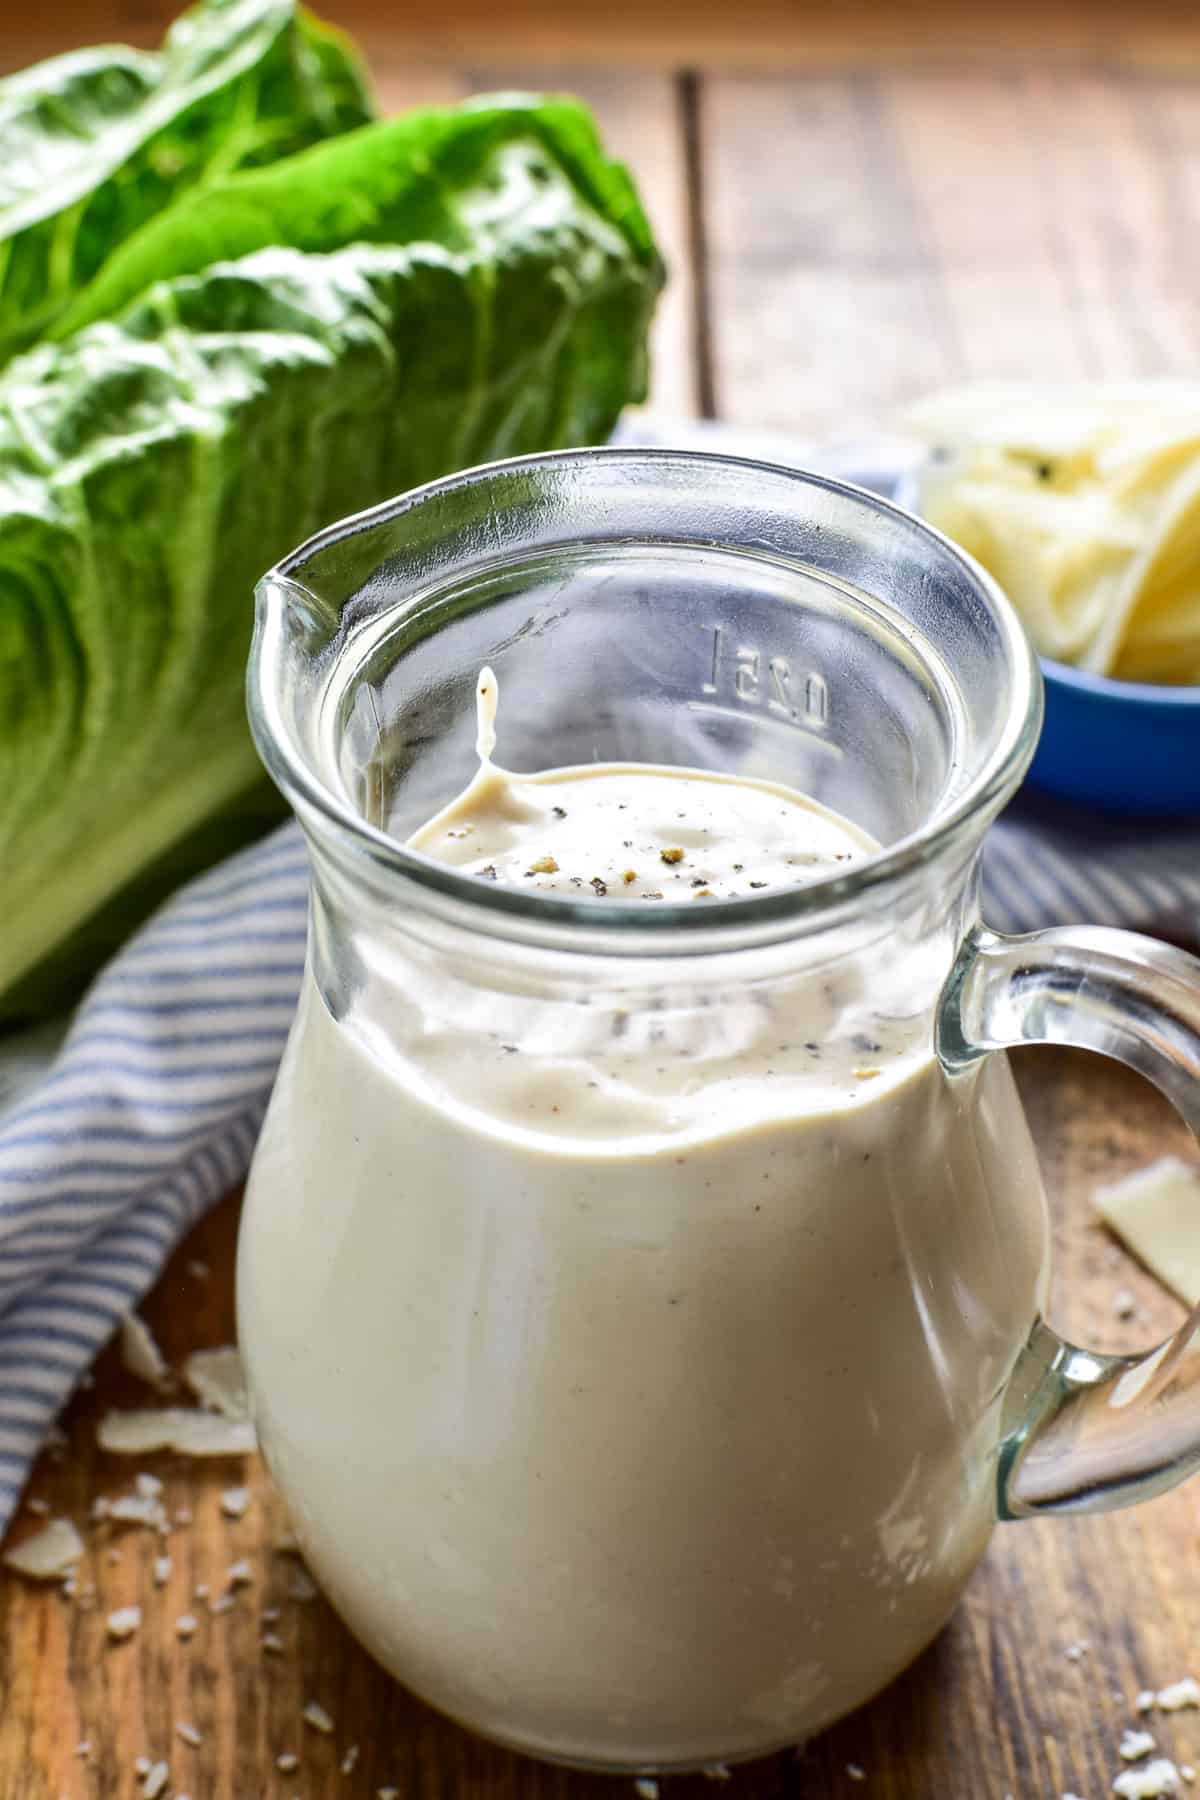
[
  {"xmin": 3, "ymin": 1052, "xmax": 1199, "ymax": 1800},
  {"xmin": 8, "ymin": 0, "xmax": 1200, "ymax": 72},
  {"xmin": 703, "ymin": 66, "xmax": 1200, "ymax": 437}
]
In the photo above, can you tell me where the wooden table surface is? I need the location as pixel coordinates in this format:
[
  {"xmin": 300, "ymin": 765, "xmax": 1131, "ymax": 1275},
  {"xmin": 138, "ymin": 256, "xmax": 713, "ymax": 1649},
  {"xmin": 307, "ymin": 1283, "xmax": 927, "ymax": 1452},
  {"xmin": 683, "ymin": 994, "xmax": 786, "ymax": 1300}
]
[{"xmin": 5, "ymin": 3, "xmax": 1200, "ymax": 1796}]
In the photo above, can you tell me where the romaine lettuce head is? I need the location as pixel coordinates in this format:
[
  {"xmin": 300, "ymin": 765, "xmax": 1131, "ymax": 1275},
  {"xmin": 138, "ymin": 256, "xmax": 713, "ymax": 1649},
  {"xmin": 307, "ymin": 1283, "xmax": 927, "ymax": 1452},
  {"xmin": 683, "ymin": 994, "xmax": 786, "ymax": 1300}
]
[{"xmin": 0, "ymin": 100, "xmax": 662, "ymax": 1019}]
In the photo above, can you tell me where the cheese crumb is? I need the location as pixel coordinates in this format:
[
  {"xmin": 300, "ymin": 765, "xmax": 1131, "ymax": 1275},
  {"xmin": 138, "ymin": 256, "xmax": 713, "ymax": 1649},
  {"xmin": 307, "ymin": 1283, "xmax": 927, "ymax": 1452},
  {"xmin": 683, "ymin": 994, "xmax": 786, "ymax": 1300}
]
[
  {"xmin": 220, "ymin": 1486, "xmax": 250, "ymax": 1520},
  {"xmin": 702, "ymin": 1768, "xmax": 732, "ymax": 1783},
  {"xmin": 98, "ymin": 1407, "xmax": 256, "ymax": 1456},
  {"xmin": 1113, "ymin": 1760, "xmax": 1181, "ymax": 1797},
  {"xmin": 1113, "ymin": 1288, "xmax": 1138, "ymax": 1319},
  {"xmin": 1123, "ymin": 1731, "xmax": 1159, "ymax": 1760},
  {"xmin": 106, "ymin": 1605, "xmax": 142, "ymax": 1642},
  {"xmin": 183, "ymin": 1346, "xmax": 249, "ymax": 1419},
  {"xmin": 226, "ymin": 1558, "xmax": 253, "ymax": 1588},
  {"xmin": 847, "ymin": 1767, "xmax": 866, "ymax": 1783},
  {"xmin": 303, "ymin": 1701, "xmax": 335, "ymax": 1734},
  {"xmin": 276, "ymin": 1753, "xmax": 299, "ymax": 1773},
  {"xmin": 287, "ymin": 1565, "xmax": 318, "ymax": 1602},
  {"xmin": 262, "ymin": 1632, "xmax": 286, "ymax": 1654},
  {"xmin": 341, "ymin": 1745, "xmax": 360, "ymax": 1774},
  {"xmin": 176, "ymin": 1723, "xmax": 202, "ymax": 1748},
  {"xmin": 378, "ymin": 1790, "xmax": 400, "ymax": 1799},
  {"xmin": 634, "ymin": 1783, "xmax": 659, "ymax": 1800},
  {"xmin": 1138, "ymin": 1692, "xmax": 1158, "ymax": 1713},
  {"xmin": 105, "ymin": 1490, "xmax": 167, "ymax": 1532},
  {"xmin": 1158, "ymin": 1680, "xmax": 1200, "ymax": 1711},
  {"xmin": 1066, "ymin": 1641, "xmax": 1090, "ymax": 1662},
  {"xmin": 135, "ymin": 1756, "xmax": 151, "ymax": 1776},
  {"xmin": 153, "ymin": 1556, "xmax": 172, "ymax": 1587},
  {"xmin": 175, "ymin": 1613, "xmax": 198, "ymax": 1639},
  {"xmin": 74, "ymin": 1742, "xmax": 91, "ymax": 1759},
  {"xmin": 119, "ymin": 1313, "xmax": 172, "ymax": 1390},
  {"xmin": 3, "ymin": 1517, "xmax": 83, "ymax": 1580},
  {"xmin": 142, "ymin": 1761, "xmax": 169, "ymax": 1800},
  {"xmin": 1094, "ymin": 1158, "xmax": 1200, "ymax": 1305}
]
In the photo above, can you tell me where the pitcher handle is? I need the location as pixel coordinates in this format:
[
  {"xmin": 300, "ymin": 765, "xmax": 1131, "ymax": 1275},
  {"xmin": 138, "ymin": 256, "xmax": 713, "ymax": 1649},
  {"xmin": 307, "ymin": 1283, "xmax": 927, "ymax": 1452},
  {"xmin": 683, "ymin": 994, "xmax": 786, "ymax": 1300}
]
[{"xmin": 938, "ymin": 923, "xmax": 1200, "ymax": 1519}]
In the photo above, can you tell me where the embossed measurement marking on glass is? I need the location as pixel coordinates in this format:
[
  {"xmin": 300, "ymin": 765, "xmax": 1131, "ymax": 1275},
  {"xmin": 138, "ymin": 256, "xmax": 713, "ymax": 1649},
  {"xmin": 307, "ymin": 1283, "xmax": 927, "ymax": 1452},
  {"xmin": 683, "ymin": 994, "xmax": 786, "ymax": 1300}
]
[{"xmin": 701, "ymin": 625, "xmax": 830, "ymax": 730}]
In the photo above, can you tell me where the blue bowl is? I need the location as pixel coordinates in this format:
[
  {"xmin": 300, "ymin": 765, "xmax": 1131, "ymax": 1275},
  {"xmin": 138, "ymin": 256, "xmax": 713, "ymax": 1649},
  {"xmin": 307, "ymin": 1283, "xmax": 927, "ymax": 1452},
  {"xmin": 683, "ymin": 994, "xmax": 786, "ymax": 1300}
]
[{"xmin": 1030, "ymin": 660, "xmax": 1200, "ymax": 815}]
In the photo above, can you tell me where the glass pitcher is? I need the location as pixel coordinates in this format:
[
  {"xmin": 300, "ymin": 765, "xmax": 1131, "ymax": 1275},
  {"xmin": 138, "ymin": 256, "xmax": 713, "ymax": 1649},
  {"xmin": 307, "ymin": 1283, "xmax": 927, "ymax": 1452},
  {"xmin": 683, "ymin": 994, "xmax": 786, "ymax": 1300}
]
[{"xmin": 239, "ymin": 449, "xmax": 1200, "ymax": 1774}]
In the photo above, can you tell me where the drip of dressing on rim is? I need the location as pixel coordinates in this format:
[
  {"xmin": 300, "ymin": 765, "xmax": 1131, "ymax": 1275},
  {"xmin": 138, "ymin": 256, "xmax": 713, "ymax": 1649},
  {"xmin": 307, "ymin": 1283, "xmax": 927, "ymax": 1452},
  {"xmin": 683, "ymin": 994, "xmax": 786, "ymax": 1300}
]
[
  {"xmin": 475, "ymin": 665, "xmax": 498, "ymax": 764},
  {"xmin": 410, "ymin": 667, "xmax": 877, "ymax": 902}
]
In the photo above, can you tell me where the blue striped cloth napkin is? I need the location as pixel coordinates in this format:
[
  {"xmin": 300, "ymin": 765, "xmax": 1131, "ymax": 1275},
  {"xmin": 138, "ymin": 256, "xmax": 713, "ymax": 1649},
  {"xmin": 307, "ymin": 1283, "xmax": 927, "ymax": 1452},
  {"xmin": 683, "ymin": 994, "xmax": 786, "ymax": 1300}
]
[{"xmin": 0, "ymin": 425, "xmax": 1197, "ymax": 1536}]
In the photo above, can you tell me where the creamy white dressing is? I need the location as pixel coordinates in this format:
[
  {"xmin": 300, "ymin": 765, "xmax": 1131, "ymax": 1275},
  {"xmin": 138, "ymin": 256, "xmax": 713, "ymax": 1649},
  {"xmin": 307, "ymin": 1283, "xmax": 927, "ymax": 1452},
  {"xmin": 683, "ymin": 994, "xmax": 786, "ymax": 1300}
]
[
  {"xmin": 238, "ymin": 671, "xmax": 1052, "ymax": 1769},
  {"xmin": 413, "ymin": 668, "xmax": 873, "ymax": 906}
]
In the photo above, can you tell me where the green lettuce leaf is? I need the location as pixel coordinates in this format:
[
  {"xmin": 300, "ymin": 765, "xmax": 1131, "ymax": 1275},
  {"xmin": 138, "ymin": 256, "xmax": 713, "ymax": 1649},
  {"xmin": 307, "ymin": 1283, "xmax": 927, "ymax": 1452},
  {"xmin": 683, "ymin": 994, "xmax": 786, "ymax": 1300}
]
[
  {"xmin": 0, "ymin": 0, "xmax": 373, "ymax": 364},
  {"xmin": 0, "ymin": 113, "xmax": 662, "ymax": 1019},
  {"xmin": 53, "ymin": 93, "xmax": 659, "ymax": 339}
]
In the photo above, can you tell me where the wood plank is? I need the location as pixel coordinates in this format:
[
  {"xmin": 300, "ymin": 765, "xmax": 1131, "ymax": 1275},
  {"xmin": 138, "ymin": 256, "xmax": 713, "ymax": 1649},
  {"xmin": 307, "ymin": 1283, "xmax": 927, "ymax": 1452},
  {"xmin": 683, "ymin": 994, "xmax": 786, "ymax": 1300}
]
[
  {"xmin": 3, "ymin": 1050, "xmax": 1198, "ymax": 1798},
  {"xmin": 703, "ymin": 67, "xmax": 1200, "ymax": 438},
  {"xmin": 7, "ymin": 0, "xmax": 1200, "ymax": 74}
]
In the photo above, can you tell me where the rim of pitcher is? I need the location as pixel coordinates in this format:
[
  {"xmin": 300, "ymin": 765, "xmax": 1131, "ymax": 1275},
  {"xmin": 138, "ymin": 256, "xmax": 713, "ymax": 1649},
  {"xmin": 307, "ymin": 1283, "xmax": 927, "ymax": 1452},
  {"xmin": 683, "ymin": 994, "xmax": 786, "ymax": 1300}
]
[{"xmin": 249, "ymin": 446, "xmax": 1043, "ymax": 947}]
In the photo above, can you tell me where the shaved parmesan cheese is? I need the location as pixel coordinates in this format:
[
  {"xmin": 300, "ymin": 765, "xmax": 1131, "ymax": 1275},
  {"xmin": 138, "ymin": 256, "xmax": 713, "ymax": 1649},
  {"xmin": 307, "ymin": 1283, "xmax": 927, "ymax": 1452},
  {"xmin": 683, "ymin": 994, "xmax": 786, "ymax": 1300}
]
[
  {"xmin": 1094, "ymin": 1160, "xmax": 1200, "ymax": 1306},
  {"xmin": 303, "ymin": 1702, "xmax": 334, "ymax": 1734},
  {"xmin": 220, "ymin": 1486, "xmax": 250, "ymax": 1519},
  {"xmin": 142, "ymin": 1759, "xmax": 169, "ymax": 1799},
  {"xmin": 106, "ymin": 1605, "xmax": 142, "ymax": 1642},
  {"xmin": 98, "ymin": 1408, "xmax": 256, "ymax": 1457},
  {"xmin": 1123, "ymin": 1731, "xmax": 1159, "ymax": 1760},
  {"xmin": 119, "ymin": 1314, "xmax": 172, "ymax": 1390},
  {"xmin": 1114, "ymin": 1760, "xmax": 1181, "ymax": 1798},
  {"xmin": 3, "ymin": 1517, "xmax": 83, "ymax": 1579},
  {"xmin": 1158, "ymin": 1679, "xmax": 1200, "ymax": 1712},
  {"xmin": 908, "ymin": 382, "xmax": 1200, "ymax": 682},
  {"xmin": 183, "ymin": 1347, "xmax": 249, "ymax": 1420},
  {"xmin": 104, "ymin": 1491, "xmax": 167, "ymax": 1531}
]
